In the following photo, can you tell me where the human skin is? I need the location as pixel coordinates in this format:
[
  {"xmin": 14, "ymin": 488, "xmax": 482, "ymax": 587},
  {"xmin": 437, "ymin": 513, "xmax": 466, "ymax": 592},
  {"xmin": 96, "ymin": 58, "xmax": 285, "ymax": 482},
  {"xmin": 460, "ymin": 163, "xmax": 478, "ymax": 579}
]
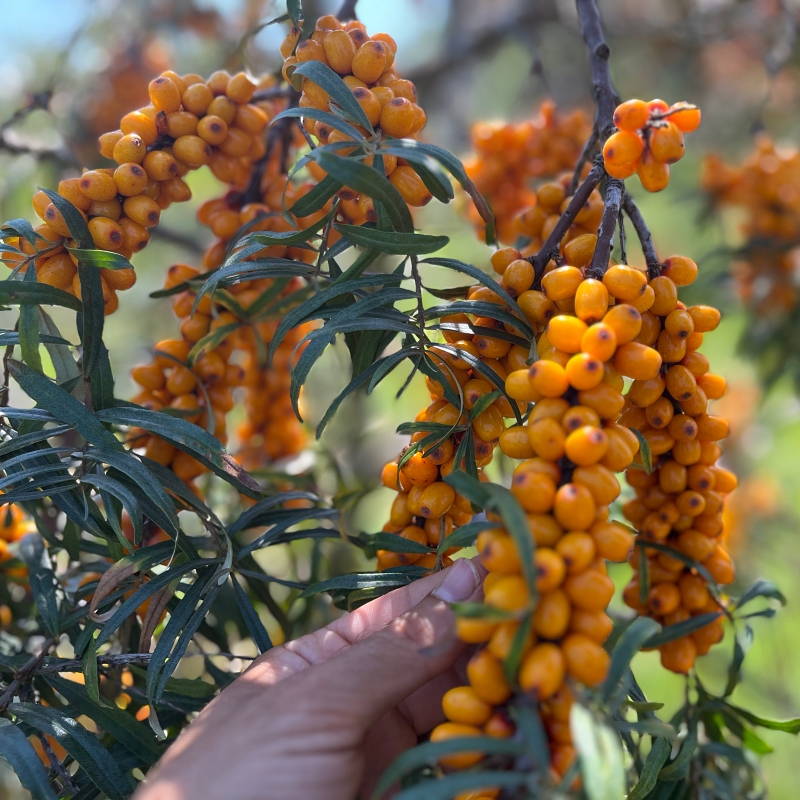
[{"xmin": 133, "ymin": 557, "xmax": 485, "ymax": 800}]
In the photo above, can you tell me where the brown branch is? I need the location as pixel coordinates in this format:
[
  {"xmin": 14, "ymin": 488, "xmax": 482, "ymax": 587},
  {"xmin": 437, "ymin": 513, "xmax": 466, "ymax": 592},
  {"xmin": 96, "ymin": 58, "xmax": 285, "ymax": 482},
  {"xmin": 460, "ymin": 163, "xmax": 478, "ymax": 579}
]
[
  {"xmin": 576, "ymin": 0, "xmax": 620, "ymax": 144},
  {"xmin": 150, "ymin": 225, "xmax": 206, "ymax": 254},
  {"xmin": 527, "ymin": 162, "xmax": 603, "ymax": 285},
  {"xmin": 587, "ymin": 178, "xmax": 624, "ymax": 278},
  {"xmin": 0, "ymin": 637, "xmax": 56, "ymax": 712},
  {"xmin": 568, "ymin": 126, "xmax": 599, "ymax": 196},
  {"xmin": 337, "ymin": 0, "xmax": 359, "ymax": 21},
  {"xmin": 623, "ymin": 194, "xmax": 661, "ymax": 278}
]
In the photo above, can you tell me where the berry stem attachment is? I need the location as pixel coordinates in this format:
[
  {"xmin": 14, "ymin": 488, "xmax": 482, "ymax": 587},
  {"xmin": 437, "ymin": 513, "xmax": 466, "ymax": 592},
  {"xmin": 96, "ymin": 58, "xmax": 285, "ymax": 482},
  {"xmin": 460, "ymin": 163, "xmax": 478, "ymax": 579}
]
[
  {"xmin": 527, "ymin": 162, "xmax": 603, "ymax": 285},
  {"xmin": 622, "ymin": 193, "xmax": 661, "ymax": 277},
  {"xmin": 587, "ymin": 177, "xmax": 624, "ymax": 278}
]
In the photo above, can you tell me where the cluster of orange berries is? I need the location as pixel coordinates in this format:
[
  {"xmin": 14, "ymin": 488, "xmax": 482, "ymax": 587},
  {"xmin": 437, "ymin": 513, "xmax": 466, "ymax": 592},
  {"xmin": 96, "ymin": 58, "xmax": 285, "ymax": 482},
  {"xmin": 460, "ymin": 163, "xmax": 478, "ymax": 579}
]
[
  {"xmin": 282, "ymin": 15, "xmax": 432, "ymax": 209},
  {"xmin": 431, "ymin": 258, "xmax": 669, "ymax": 783},
  {"xmin": 3, "ymin": 68, "xmax": 280, "ymax": 314},
  {"xmin": 603, "ymin": 99, "xmax": 701, "ymax": 192},
  {"xmin": 610, "ymin": 259, "xmax": 737, "ymax": 672},
  {"xmin": 702, "ymin": 134, "xmax": 800, "ymax": 315},
  {"xmin": 463, "ymin": 103, "xmax": 593, "ymax": 243}
]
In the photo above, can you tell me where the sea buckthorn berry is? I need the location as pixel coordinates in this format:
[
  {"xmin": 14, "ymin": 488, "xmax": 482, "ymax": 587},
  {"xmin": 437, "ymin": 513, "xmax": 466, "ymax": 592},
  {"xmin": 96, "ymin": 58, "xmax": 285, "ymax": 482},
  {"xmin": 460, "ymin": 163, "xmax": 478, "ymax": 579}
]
[
  {"xmin": 648, "ymin": 582, "xmax": 681, "ymax": 615},
  {"xmin": 665, "ymin": 364, "xmax": 697, "ymax": 401},
  {"xmin": 88, "ymin": 197, "xmax": 121, "ymax": 220},
  {"xmin": 577, "ymin": 382, "xmax": 625, "ymax": 419},
  {"xmin": 547, "ymin": 315, "xmax": 587, "ymax": 353},
  {"xmin": 564, "ymin": 568, "xmax": 614, "ymax": 611},
  {"xmin": 120, "ymin": 110, "xmax": 158, "ymax": 145},
  {"xmin": 554, "ymin": 483, "xmax": 596, "ymax": 531},
  {"xmin": 519, "ymin": 643, "xmax": 565, "ymax": 699},
  {"xmin": 207, "ymin": 95, "xmax": 237, "ymax": 124},
  {"xmin": 98, "ymin": 130, "xmax": 123, "ymax": 160},
  {"xmin": 390, "ymin": 79, "xmax": 417, "ymax": 102},
  {"xmin": 123, "ymin": 195, "xmax": 161, "ymax": 228},
  {"xmin": 638, "ymin": 153, "xmax": 670, "ymax": 192},
  {"xmin": 419, "ymin": 482, "xmax": 455, "ymax": 518},
  {"xmin": 697, "ymin": 373, "xmax": 726, "ymax": 400},
  {"xmin": 498, "ymin": 427, "xmax": 535, "ymax": 459},
  {"xmin": 603, "ymin": 130, "xmax": 644, "ymax": 166},
  {"xmin": 563, "ymin": 234, "xmax": 598, "ymax": 269},
  {"xmin": 667, "ymin": 413, "xmax": 698, "ymax": 442},
  {"xmin": 528, "ymin": 359, "xmax": 569, "ymax": 397},
  {"xmin": 688, "ymin": 305, "xmax": 721, "ymax": 333},
  {"xmin": 79, "ymin": 170, "xmax": 118, "ymax": 202},
  {"xmin": 662, "ymin": 255, "xmax": 698, "ymax": 286},
  {"xmin": 149, "ymin": 76, "xmax": 182, "ymax": 114},
  {"xmin": 38, "ymin": 254, "xmax": 76, "ymax": 289},
  {"xmin": 541, "ymin": 266, "xmax": 583, "ymax": 301},
  {"xmin": 605, "ymin": 159, "xmax": 638, "ymax": 180},
  {"xmin": 181, "ymin": 82, "xmax": 213, "ymax": 116},
  {"xmin": 532, "ymin": 587, "xmax": 570, "ymax": 639},
  {"xmin": 351, "ymin": 87, "xmax": 382, "ymax": 126},
  {"xmin": 142, "ymin": 150, "xmax": 178, "ymax": 182},
  {"xmin": 565, "ymin": 426, "xmax": 608, "ymax": 466},
  {"xmin": 324, "ymin": 29, "xmax": 357, "ymax": 73},
  {"xmin": 536, "ymin": 548, "xmax": 566, "ymax": 593},
  {"xmin": 467, "ymin": 649, "xmax": 511, "ymax": 705},
  {"xmin": 486, "ymin": 575, "xmax": 529, "ymax": 612},
  {"xmin": 502, "ymin": 259, "xmax": 535, "ymax": 297},
  {"xmin": 88, "ymin": 217, "xmax": 124, "ymax": 250},
  {"xmin": 173, "ymin": 135, "xmax": 212, "ymax": 167},
  {"xmin": 659, "ymin": 460, "xmax": 687, "ymax": 493},
  {"xmin": 527, "ymin": 417, "xmax": 566, "ymax": 461},
  {"xmin": 665, "ymin": 309, "xmax": 694, "ymax": 339},
  {"xmin": 695, "ymin": 413, "xmax": 729, "ymax": 440},
  {"xmin": 657, "ymin": 330, "xmax": 687, "ymax": 363},
  {"xmin": 659, "ymin": 636, "xmax": 696, "ymax": 673},
  {"xmin": 42, "ymin": 204, "xmax": 81, "ymax": 238},
  {"xmin": 505, "ymin": 370, "xmax": 539, "ymax": 402},
  {"xmin": 456, "ymin": 616, "xmax": 497, "ymax": 644},
  {"xmin": 556, "ymin": 532, "xmax": 596, "ymax": 574},
  {"xmin": 400, "ymin": 451, "xmax": 438, "ymax": 488},
  {"xmin": 113, "ymin": 163, "xmax": 148, "ymax": 196},
  {"xmin": 669, "ymin": 102, "xmax": 701, "ymax": 133},
  {"xmin": 380, "ymin": 97, "xmax": 415, "ymax": 138},
  {"xmin": 389, "ymin": 166, "xmax": 432, "ymax": 206},
  {"xmin": 614, "ymin": 99, "xmax": 649, "ymax": 131},
  {"xmin": 680, "ymin": 387, "xmax": 708, "ymax": 416},
  {"xmin": 591, "ymin": 521, "xmax": 634, "ymax": 562},
  {"xmin": 650, "ymin": 121, "xmax": 685, "ymax": 164},
  {"xmin": 352, "ymin": 40, "xmax": 388, "ymax": 84},
  {"xmin": 562, "ymin": 405, "xmax": 601, "ymax": 432},
  {"xmin": 197, "ymin": 115, "xmax": 229, "ymax": 146},
  {"xmin": 574, "ymin": 279, "xmax": 609, "ymax": 324},
  {"xmin": 649, "ymin": 276, "xmax": 678, "ymax": 315},
  {"xmin": 603, "ymin": 303, "xmax": 642, "ymax": 343},
  {"xmin": 603, "ymin": 265, "xmax": 647, "ymax": 301},
  {"xmin": 573, "ymin": 463, "xmax": 620, "ymax": 505},
  {"xmin": 614, "ymin": 342, "xmax": 662, "ymax": 380},
  {"xmin": 226, "ymin": 72, "xmax": 257, "ymax": 104},
  {"xmin": 629, "ymin": 374, "xmax": 665, "ymax": 407},
  {"xmin": 112, "ymin": 133, "xmax": 147, "ymax": 165},
  {"xmin": 491, "ymin": 247, "xmax": 521, "ymax": 275},
  {"xmin": 478, "ymin": 531, "xmax": 520, "ymax": 574},
  {"xmin": 562, "ymin": 633, "xmax": 610, "ymax": 686},
  {"xmin": 569, "ymin": 609, "xmax": 613, "ymax": 644},
  {"xmin": 442, "ymin": 687, "xmax": 493, "ymax": 727},
  {"xmin": 511, "ymin": 470, "xmax": 556, "ymax": 513},
  {"xmin": 430, "ymin": 723, "xmax": 483, "ymax": 769}
]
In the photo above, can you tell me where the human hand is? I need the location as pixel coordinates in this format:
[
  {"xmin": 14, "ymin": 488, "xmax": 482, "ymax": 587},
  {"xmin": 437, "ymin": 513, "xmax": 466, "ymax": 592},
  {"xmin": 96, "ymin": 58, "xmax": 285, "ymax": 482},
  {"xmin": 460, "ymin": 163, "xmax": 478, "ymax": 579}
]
[{"xmin": 133, "ymin": 557, "xmax": 485, "ymax": 800}]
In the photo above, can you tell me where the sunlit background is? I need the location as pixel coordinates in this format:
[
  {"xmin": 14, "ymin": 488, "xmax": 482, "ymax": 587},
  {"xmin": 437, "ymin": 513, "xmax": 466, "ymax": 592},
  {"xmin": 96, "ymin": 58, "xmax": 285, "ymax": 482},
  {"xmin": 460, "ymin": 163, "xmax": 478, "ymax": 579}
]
[{"xmin": 1, "ymin": 0, "xmax": 799, "ymax": 796}]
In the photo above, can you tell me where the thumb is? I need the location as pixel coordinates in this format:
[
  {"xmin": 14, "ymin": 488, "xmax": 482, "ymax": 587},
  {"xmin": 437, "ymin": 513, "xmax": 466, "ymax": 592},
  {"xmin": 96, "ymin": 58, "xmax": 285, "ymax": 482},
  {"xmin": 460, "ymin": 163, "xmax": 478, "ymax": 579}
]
[{"xmin": 300, "ymin": 557, "xmax": 483, "ymax": 730}]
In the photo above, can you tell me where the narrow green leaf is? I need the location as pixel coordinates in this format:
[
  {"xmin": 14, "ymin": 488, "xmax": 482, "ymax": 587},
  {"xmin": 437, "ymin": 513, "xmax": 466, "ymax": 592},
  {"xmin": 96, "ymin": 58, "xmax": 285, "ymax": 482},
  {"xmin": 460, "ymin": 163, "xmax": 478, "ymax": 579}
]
[
  {"xmin": 231, "ymin": 575, "xmax": 272, "ymax": 654},
  {"xmin": 10, "ymin": 703, "xmax": 129, "ymax": 800},
  {"xmin": 334, "ymin": 223, "xmax": 448, "ymax": 255},
  {"xmin": 727, "ymin": 703, "xmax": 800, "ymax": 734},
  {"xmin": 82, "ymin": 636, "xmax": 100, "ymax": 703},
  {"xmin": 627, "ymin": 737, "xmax": 671, "ymax": 800},
  {"xmin": 630, "ymin": 428, "xmax": 652, "ymax": 473},
  {"xmin": 300, "ymin": 572, "xmax": 417, "ymax": 598},
  {"xmin": 18, "ymin": 534, "xmax": 60, "ymax": 636},
  {"xmin": 66, "ymin": 249, "xmax": 133, "ymax": 270},
  {"xmin": 438, "ymin": 520, "xmax": 499, "ymax": 554},
  {"xmin": 19, "ymin": 266, "xmax": 42, "ymax": 372},
  {"xmin": 313, "ymin": 152, "xmax": 413, "ymax": 232},
  {"xmin": 601, "ymin": 617, "xmax": 661, "ymax": 703},
  {"xmin": 291, "ymin": 61, "xmax": 374, "ymax": 132},
  {"xmin": 643, "ymin": 612, "xmax": 722, "ymax": 648},
  {"xmin": 0, "ymin": 280, "xmax": 81, "ymax": 311},
  {"xmin": 570, "ymin": 703, "xmax": 625, "ymax": 800},
  {"xmin": 0, "ymin": 718, "xmax": 58, "ymax": 800}
]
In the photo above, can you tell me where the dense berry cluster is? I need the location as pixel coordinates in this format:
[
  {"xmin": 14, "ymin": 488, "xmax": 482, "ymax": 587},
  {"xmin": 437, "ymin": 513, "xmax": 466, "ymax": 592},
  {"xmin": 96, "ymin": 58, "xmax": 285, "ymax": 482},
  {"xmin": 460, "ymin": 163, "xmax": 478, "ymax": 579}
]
[
  {"xmin": 702, "ymin": 134, "xmax": 800, "ymax": 314},
  {"xmin": 463, "ymin": 103, "xmax": 592, "ymax": 243},
  {"xmin": 615, "ymin": 258, "xmax": 736, "ymax": 672},
  {"xmin": 604, "ymin": 100, "xmax": 701, "ymax": 192},
  {"xmin": 3, "ymin": 68, "xmax": 280, "ymax": 313},
  {"xmin": 430, "ymin": 258, "xmax": 660, "ymax": 782},
  {"xmin": 283, "ymin": 15, "xmax": 432, "ymax": 209}
]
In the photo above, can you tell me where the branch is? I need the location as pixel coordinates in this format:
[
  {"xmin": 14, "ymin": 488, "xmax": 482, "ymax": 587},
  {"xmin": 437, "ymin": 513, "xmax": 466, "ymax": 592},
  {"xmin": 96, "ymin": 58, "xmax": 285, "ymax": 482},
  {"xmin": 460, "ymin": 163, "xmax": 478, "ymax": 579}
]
[
  {"xmin": 337, "ymin": 0, "xmax": 359, "ymax": 21},
  {"xmin": 528, "ymin": 162, "xmax": 603, "ymax": 284},
  {"xmin": 622, "ymin": 194, "xmax": 661, "ymax": 278},
  {"xmin": 568, "ymin": 126, "xmax": 599, "ymax": 195},
  {"xmin": 0, "ymin": 637, "xmax": 56, "ymax": 712},
  {"xmin": 575, "ymin": 0, "xmax": 620, "ymax": 143},
  {"xmin": 25, "ymin": 650, "xmax": 255, "ymax": 675},
  {"xmin": 587, "ymin": 178, "xmax": 624, "ymax": 278}
]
